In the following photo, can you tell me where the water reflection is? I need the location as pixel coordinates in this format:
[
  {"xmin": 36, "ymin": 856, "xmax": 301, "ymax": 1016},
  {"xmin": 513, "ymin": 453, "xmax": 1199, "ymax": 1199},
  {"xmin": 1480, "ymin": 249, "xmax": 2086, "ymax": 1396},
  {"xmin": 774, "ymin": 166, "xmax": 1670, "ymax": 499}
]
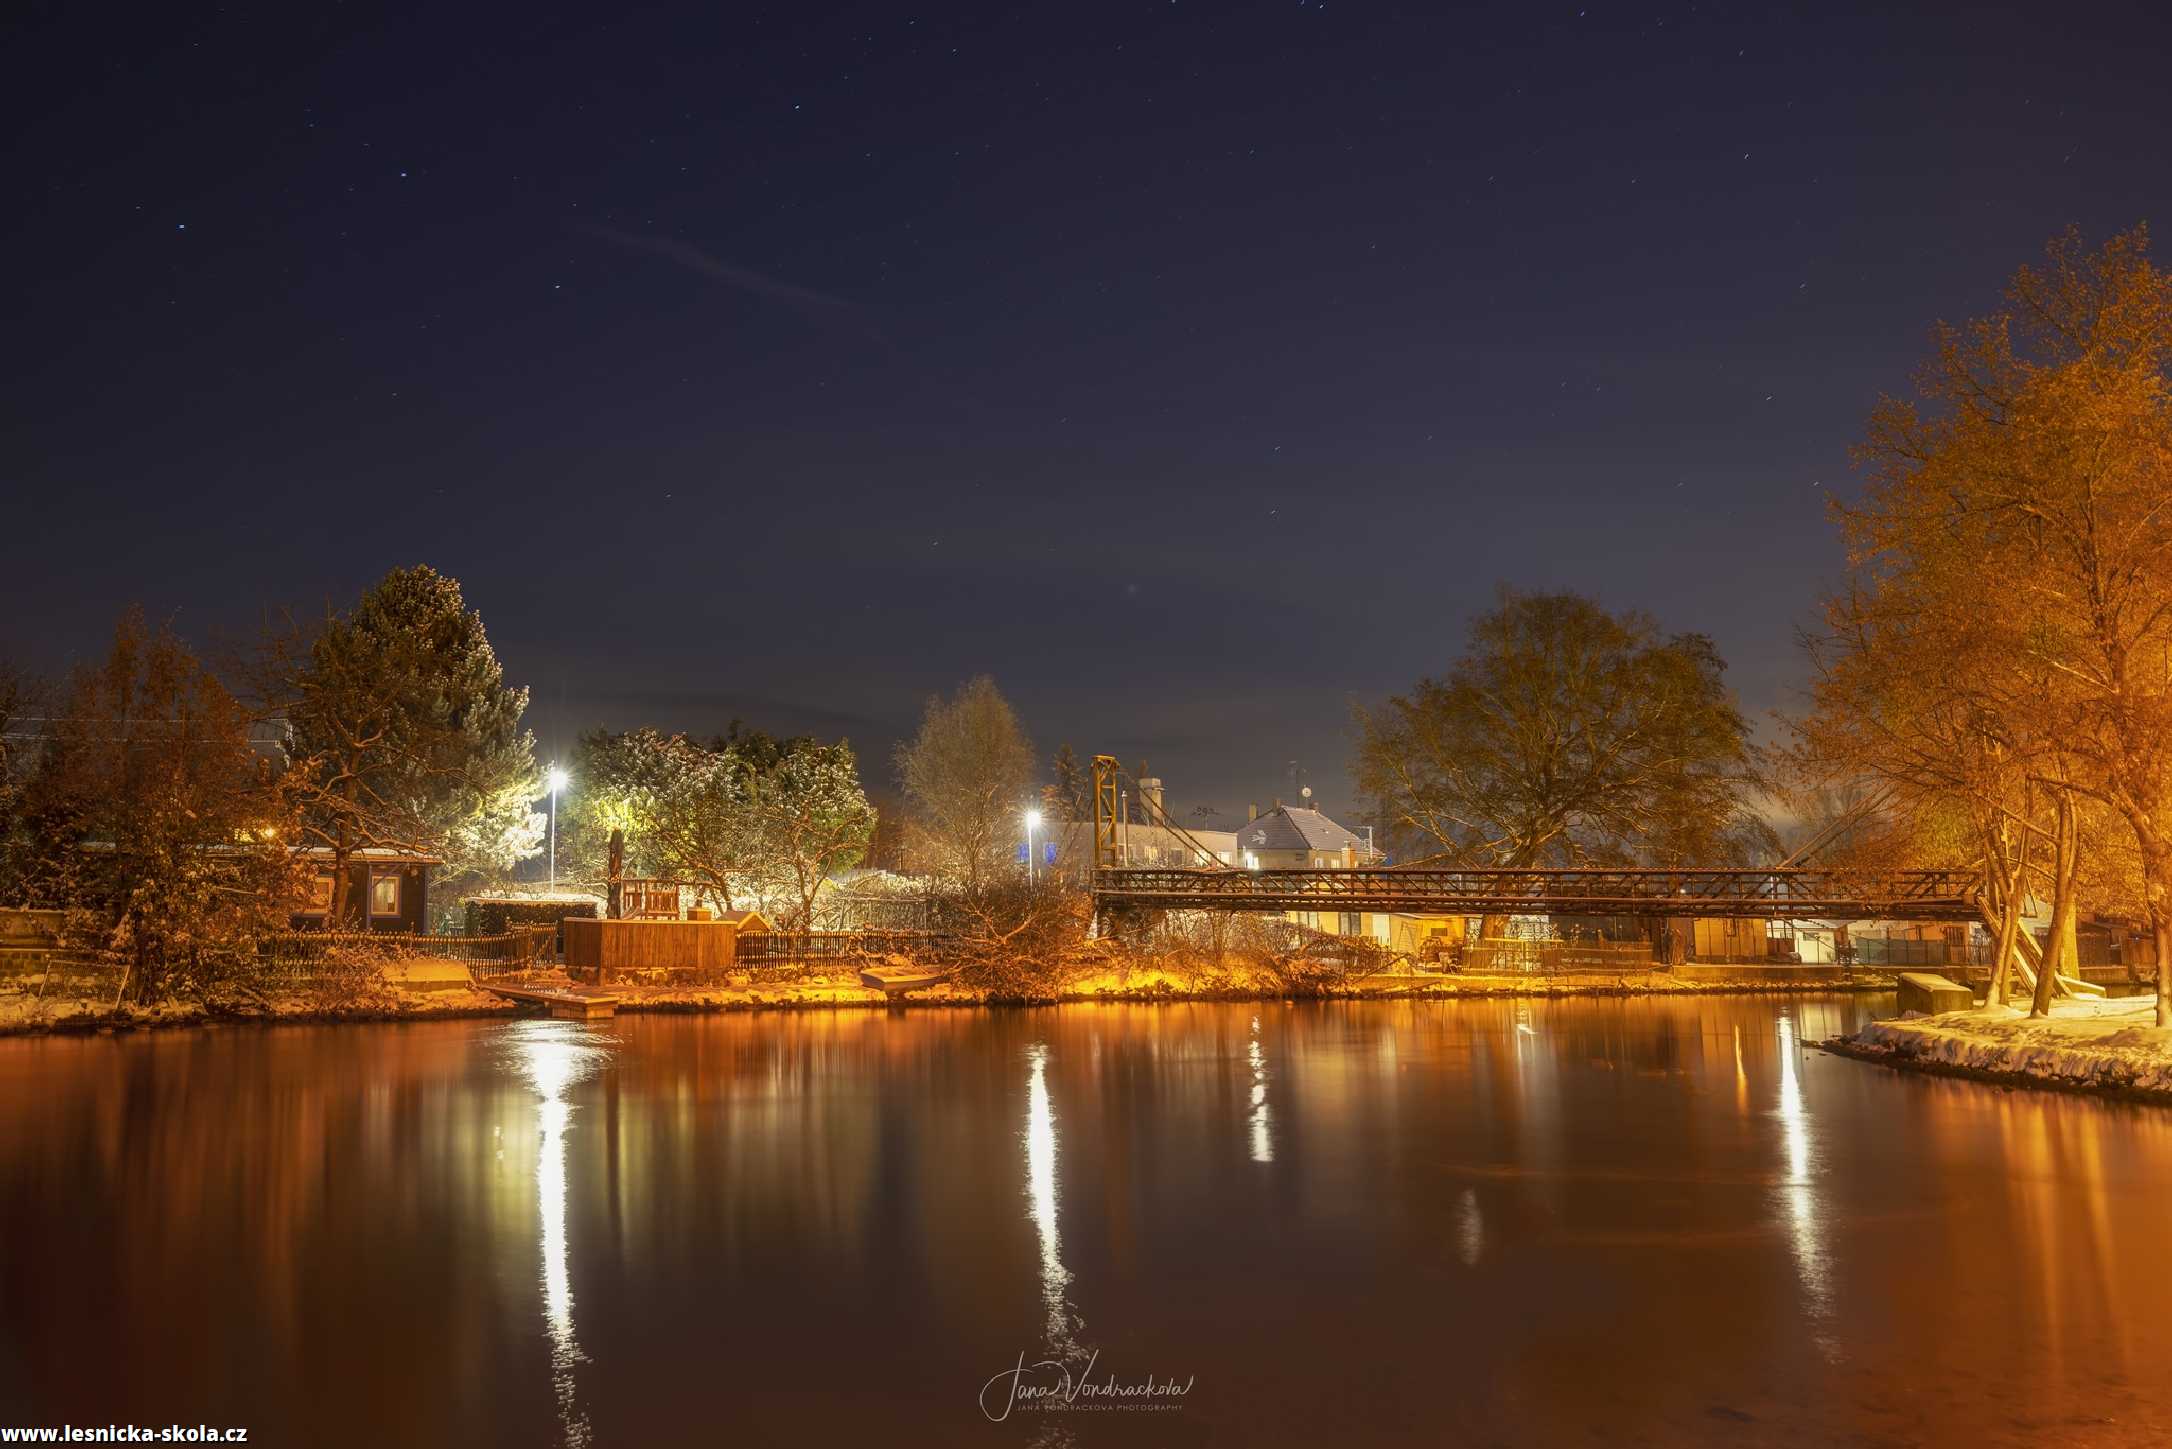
[
  {"xmin": 1773, "ymin": 1011, "xmax": 1835, "ymax": 1360},
  {"xmin": 1246, "ymin": 1014, "xmax": 1274, "ymax": 1164},
  {"xmin": 1456, "ymin": 1187, "xmax": 1484, "ymax": 1266},
  {"xmin": 9, "ymin": 998, "xmax": 2172, "ymax": 1446},
  {"xmin": 1733, "ymin": 1023, "xmax": 1747, "ymax": 1116},
  {"xmin": 508, "ymin": 1021, "xmax": 612, "ymax": 1449},
  {"xmin": 1024, "ymin": 1042, "xmax": 1078, "ymax": 1354}
]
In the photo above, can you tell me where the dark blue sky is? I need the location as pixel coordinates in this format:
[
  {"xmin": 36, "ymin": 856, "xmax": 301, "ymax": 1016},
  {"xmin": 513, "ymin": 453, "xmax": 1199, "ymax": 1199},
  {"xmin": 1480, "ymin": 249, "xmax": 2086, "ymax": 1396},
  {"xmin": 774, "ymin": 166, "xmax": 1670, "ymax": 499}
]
[{"xmin": 6, "ymin": 1, "xmax": 2168, "ymax": 817}]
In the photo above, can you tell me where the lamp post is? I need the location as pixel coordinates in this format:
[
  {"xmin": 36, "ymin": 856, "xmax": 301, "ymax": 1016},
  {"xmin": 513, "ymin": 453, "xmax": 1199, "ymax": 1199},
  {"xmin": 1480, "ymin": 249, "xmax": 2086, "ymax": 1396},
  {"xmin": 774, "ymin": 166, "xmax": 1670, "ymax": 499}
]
[
  {"xmin": 547, "ymin": 766, "xmax": 570, "ymax": 891},
  {"xmin": 1025, "ymin": 808, "xmax": 1042, "ymax": 886}
]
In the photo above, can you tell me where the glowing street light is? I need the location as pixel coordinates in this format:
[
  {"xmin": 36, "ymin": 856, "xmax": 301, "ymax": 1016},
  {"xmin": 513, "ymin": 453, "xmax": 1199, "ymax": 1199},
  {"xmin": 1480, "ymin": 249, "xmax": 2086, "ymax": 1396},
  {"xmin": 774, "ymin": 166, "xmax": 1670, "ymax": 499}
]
[
  {"xmin": 547, "ymin": 766, "xmax": 570, "ymax": 890},
  {"xmin": 1025, "ymin": 808, "xmax": 1043, "ymax": 886}
]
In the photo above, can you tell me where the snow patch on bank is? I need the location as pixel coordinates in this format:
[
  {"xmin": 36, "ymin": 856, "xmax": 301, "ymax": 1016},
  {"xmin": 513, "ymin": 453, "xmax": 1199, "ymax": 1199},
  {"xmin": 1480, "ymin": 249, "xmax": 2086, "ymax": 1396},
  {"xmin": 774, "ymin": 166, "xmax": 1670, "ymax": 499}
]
[{"xmin": 1846, "ymin": 995, "xmax": 2172, "ymax": 1096}]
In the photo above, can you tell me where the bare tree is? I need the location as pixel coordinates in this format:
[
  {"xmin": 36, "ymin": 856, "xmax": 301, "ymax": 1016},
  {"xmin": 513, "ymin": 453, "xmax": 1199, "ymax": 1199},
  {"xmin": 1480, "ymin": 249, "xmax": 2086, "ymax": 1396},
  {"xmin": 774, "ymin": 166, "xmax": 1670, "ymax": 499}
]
[
  {"xmin": 895, "ymin": 676, "xmax": 1036, "ymax": 888},
  {"xmin": 26, "ymin": 610, "xmax": 299, "ymax": 1002}
]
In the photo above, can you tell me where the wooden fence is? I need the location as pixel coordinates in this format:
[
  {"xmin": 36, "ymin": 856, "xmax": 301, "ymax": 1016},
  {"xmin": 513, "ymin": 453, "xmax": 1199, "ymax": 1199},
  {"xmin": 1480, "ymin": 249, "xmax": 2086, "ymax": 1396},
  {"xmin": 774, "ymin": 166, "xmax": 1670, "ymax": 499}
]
[
  {"xmin": 1460, "ymin": 939, "xmax": 1660, "ymax": 974},
  {"xmin": 736, "ymin": 930, "xmax": 952, "ymax": 967},
  {"xmin": 254, "ymin": 930, "xmax": 553, "ymax": 976}
]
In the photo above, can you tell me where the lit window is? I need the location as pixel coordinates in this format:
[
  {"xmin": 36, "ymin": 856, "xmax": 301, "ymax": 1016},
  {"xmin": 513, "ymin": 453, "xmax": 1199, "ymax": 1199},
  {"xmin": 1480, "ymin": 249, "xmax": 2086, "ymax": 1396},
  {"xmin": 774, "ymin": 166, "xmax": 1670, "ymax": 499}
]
[
  {"xmin": 369, "ymin": 871, "xmax": 402, "ymax": 917},
  {"xmin": 305, "ymin": 873, "xmax": 334, "ymax": 914}
]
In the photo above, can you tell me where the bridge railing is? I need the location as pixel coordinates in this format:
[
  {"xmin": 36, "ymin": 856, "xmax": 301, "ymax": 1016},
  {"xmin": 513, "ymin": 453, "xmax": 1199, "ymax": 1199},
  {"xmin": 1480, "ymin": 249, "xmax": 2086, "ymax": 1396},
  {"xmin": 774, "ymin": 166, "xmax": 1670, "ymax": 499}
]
[{"xmin": 1091, "ymin": 866, "xmax": 1981, "ymax": 920}]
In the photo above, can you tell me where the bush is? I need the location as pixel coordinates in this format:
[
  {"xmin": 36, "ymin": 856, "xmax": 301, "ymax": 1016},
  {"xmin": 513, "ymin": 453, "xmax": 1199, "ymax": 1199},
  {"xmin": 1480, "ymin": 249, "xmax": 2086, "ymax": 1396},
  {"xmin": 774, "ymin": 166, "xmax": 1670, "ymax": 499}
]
[
  {"xmin": 937, "ymin": 880, "xmax": 1091, "ymax": 999},
  {"xmin": 303, "ymin": 943, "xmax": 402, "ymax": 1014},
  {"xmin": 464, "ymin": 897, "xmax": 598, "ymax": 943},
  {"xmin": 1104, "ymin": 910, "xmax": 1387, "ymax": 994}
]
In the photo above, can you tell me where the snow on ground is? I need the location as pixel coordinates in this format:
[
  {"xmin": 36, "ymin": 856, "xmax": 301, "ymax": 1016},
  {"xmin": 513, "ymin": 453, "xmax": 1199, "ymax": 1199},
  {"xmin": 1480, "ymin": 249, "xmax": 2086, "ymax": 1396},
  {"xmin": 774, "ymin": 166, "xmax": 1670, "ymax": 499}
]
[{"xmin": 1847, "ymin": 995, "xmax": 2172, "ymax": 1096}]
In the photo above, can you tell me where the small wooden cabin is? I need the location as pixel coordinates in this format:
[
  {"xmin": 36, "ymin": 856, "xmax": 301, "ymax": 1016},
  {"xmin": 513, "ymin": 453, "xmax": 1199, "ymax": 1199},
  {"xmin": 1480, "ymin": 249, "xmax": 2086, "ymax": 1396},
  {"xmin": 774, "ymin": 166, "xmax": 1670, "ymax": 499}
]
[{"xmin": 291, "ymin": 849, "xmax": 438, "ymax": 934}]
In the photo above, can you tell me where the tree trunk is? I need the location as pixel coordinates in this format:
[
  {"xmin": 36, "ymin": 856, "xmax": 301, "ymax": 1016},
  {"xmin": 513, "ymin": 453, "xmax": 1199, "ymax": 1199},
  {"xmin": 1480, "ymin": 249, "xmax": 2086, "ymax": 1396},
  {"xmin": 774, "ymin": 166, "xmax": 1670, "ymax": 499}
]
[
  {"xmin": 1986, "ymin": 876, "xmax": 2021, "ymax": 1010},
  {"xmin": 2129, "ymin": 830, "xmax": 2172, "ymax": 1028},
  {"xmin": 2031, "ymin": 796, "xmax": 2079, "ymax": 1018},
  {"xmin": 328, "ymin": 815, "xmax": 355, "ymax": 931},
  {"xmin": 2156, "ymin": 916, "xmax": 2172, "ymax": 1030},
  {"xmin": 1984, "ymin": 824, "xmax": 2027, "ymax": 1009},
  {"xmin": 606, "ymin": 828, "xmax": 624, "ymax": 920}
]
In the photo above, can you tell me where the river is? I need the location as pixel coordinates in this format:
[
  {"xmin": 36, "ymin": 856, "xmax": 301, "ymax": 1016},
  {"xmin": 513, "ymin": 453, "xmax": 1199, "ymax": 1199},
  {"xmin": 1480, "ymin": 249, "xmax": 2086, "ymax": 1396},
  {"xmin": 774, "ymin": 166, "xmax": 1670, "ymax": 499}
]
[{"xmin": 1, "ymin": 997, "xmax": 2166, "ymax": 1446}]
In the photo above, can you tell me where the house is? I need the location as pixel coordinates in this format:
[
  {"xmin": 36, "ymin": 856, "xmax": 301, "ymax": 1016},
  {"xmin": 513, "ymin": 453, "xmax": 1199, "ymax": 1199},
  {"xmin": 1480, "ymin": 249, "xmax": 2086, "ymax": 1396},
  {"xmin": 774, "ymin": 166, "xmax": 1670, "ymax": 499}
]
[
  {"xmin": 292, "ymin": 848, "xmax": 438, "ymax": 934},
  {"xmin": 75, "ymin": 840, "xmax": 438, "ymax": 935},
  {"xmin": 1233, "ymin": 800, "xmax": 1378, "ymax": 870}
]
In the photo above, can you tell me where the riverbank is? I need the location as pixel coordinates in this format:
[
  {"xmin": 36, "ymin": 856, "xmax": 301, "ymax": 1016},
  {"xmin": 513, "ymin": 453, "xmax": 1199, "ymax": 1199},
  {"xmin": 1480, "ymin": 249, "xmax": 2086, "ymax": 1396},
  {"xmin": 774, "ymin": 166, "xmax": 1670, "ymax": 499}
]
[
  {"xmin": 1824, "ymin": 995, "xmax": 2172, "ymax": 1104},
  {"xmin": 0, "ymin": 962, "xmax": 1906, "ymax": 1037}
]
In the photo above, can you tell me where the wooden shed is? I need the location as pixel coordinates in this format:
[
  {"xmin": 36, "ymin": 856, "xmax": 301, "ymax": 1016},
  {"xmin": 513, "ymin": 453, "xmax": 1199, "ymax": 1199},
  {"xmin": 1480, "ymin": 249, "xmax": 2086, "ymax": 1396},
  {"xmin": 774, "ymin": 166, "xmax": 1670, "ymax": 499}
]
[{"xmin": 564, "ymin": 911, "xmax": 773, "ymax": 983}]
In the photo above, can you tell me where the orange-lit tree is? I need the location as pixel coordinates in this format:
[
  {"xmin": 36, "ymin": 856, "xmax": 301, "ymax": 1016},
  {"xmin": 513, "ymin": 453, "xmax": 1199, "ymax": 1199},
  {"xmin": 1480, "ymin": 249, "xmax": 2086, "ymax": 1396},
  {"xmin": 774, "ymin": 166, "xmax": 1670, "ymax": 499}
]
[
  {"xmin": 1354, "ymin": 588, "xmax": 1770, "ymax": 871},
  {"xmin": 1810, "ymin": 227, "xmax": 2172, "ymax": 1021},
  {"xmin": 26, "ymin": 610, "xmax": 299, "ymax": 1002}
]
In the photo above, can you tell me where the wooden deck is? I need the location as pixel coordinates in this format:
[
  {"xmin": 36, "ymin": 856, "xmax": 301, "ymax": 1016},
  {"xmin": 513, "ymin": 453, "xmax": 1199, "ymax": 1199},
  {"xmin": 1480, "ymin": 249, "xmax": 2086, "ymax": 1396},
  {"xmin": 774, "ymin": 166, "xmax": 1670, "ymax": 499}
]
[
  {"xmin": 481, "ymin": 982, "xmax": 621, "ymax": 1019},
  {"xmin": 857, "ymin": 964, "xmax": 955, "ymax": 997}
]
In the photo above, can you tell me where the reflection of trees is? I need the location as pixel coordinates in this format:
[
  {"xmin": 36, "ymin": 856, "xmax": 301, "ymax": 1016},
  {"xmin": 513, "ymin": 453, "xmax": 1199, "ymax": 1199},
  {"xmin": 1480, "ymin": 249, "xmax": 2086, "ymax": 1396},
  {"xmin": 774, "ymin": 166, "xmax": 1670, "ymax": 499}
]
[
  {"xmin": 11, "ymin": 996, "xmax": 2172, "ymax": 1445},
  {"xmin": 0, "ymin": 1027, "xmax": 522, "ymax": 1440}
]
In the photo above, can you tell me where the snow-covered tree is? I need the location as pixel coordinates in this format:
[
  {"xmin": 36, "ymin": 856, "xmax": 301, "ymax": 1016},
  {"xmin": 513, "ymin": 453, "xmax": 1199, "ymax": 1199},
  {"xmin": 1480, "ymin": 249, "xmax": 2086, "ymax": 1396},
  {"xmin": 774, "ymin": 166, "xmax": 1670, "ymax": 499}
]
[
  {"xmin": 748, "ymin": 739, "xmax": 876, "ymax": 928},
  {"xmin": 265, "ymin": 566, "xmax": 542, "ymax": 925}
]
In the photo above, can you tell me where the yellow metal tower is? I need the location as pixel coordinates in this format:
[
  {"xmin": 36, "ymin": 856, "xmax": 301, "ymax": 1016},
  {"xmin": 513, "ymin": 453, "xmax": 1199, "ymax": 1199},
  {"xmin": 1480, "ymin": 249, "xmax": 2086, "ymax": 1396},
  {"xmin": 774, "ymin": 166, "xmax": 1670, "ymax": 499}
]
[{"xmin": 1091, "ymin": 754, "xmax": 1122, "ymax": 870}]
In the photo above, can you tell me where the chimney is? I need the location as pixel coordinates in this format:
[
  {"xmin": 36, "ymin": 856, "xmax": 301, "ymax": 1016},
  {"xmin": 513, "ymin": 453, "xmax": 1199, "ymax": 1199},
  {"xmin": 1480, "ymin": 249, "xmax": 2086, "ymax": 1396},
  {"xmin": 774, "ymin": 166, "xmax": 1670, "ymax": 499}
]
[
  {"xmin": 1273, "ymin": 797, "xmax": 1282, "ymax": 810},
  {"xmin": 1248, "ymin": 803, "xmax": 1258, "ymax": 822},
  {"xmin": 1139, "ymin": 777, "xmax": 1164, "ymax": 823}
]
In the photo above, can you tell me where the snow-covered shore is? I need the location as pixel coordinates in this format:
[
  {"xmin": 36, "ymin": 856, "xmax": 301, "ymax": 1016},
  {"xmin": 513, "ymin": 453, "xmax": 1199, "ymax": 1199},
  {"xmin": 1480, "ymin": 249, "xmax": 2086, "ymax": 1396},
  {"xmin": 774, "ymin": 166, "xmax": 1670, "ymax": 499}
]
[
  {"xmin": 1833, "ymin": 996, "xmax": 2172, "ymax": 1101},
  {"xmin": 0, "ymin": 962, "xmax": 1902, "ymax": 1036}
]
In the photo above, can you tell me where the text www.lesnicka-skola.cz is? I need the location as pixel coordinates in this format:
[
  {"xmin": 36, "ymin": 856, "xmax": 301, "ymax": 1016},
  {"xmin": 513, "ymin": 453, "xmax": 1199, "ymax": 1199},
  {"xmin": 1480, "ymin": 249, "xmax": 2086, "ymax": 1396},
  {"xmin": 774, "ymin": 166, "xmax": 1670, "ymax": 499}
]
[{"xmin": 0, "ymin": 1427, "xmax": 245, "ymax": 1443}]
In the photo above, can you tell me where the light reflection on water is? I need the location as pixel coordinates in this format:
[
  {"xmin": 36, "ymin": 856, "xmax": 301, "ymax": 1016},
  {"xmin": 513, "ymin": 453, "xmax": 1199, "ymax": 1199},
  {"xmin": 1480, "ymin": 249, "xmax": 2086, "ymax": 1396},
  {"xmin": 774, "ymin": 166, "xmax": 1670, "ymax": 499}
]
[
  {"xmin": 1023, "ymin": 1041, "xmax": 1078, "ymax": 1356},
  {"xmin": 1773, "ymin": 1010, "xmax": 1836, "ymax": 1361},
  {"xmin": 1246, "ymin": 1013, "xmax": 1274, "ymax": 1164},
  {"xmin": 507, "ymin": 1020, "xmax": 612, "ymax": 1449}
]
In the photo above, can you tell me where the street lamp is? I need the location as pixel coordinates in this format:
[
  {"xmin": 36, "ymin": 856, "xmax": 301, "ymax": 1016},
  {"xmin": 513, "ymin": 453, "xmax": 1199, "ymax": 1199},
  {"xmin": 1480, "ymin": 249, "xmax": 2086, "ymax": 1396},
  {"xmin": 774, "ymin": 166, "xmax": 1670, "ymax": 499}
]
[
  {"xmin": 1025, "ymin": 808, "xmax": 1042, "ymax": 886},
  {"xmin": 547, "ymin": 766, "xmax": 570, "ymax": 890}
]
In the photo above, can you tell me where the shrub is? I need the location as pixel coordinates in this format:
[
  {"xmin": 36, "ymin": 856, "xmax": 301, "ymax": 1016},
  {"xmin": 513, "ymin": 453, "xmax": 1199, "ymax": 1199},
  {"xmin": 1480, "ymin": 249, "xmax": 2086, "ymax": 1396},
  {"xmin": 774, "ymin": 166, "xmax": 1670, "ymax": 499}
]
[
  {"xmin": 303, "ymin": 943, "xmax": 402, "ymax": 1014},
  {"xmin": 464, "ymin": 897, "xmax": 598, "ymax": 943},
  {"xmin": 938, "ymin": 879, "xmax": 1091, "ymax": 999}
]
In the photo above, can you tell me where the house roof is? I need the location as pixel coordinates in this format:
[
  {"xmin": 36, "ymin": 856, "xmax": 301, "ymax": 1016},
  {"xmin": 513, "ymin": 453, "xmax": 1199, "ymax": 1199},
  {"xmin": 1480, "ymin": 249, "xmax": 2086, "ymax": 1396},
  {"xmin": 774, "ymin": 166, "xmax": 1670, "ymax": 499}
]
[
  {"xmin": 1237, "ymin": 806, "xmax": 1368, "ymax": 855},
  {"xmin": 298, "ymin": 847, "xmax": 442, "ymax": 865},
  {"xmin": 80, "ymin": 841, "xmax": 441, "ymax": 865}
]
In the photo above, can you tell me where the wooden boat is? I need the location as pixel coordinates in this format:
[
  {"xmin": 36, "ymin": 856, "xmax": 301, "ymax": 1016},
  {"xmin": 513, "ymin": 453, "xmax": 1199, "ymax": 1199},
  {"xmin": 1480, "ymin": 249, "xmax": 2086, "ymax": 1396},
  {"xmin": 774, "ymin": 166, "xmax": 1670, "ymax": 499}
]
[{"xmin": 858, "ymin": 963, "xmax": 954, "ymax": 997}]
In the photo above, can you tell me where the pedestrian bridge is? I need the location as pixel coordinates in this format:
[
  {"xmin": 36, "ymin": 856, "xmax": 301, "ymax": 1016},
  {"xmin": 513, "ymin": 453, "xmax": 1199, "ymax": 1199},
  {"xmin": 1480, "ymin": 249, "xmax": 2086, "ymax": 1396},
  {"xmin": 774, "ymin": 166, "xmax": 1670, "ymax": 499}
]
[{"xmin": 1089, "ymin": 866, "xmax": 1981, "ymax": 921}]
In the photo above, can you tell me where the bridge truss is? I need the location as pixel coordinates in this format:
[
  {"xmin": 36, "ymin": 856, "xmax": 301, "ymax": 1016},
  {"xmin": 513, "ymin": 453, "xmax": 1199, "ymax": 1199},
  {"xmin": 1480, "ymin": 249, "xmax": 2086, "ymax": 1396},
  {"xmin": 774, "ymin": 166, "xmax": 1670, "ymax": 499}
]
[
  {"xmin": 1089, "ymin": 866, "xmax": 1981, "ymax": 921},
  {"xmin": 1080, "ymin": 754, "xmax": 1981, "ymax": 922}
]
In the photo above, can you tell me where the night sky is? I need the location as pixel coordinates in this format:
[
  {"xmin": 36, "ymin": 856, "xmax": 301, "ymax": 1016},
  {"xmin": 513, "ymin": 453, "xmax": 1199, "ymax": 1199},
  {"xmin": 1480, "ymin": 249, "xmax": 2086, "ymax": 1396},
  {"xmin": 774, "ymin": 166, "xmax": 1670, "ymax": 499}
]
[{"xmin": 7, "ymin": 2, "xmax": 2169, "ymax": 819}]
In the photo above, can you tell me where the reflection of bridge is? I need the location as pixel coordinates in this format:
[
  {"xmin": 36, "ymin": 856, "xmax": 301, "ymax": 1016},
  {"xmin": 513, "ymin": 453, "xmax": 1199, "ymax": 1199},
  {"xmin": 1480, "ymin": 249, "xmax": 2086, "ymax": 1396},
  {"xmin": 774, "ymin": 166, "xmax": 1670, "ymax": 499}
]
[{"xmin": 1089, "ymin": 867, "xmax": 1982, "ymax": 921}]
